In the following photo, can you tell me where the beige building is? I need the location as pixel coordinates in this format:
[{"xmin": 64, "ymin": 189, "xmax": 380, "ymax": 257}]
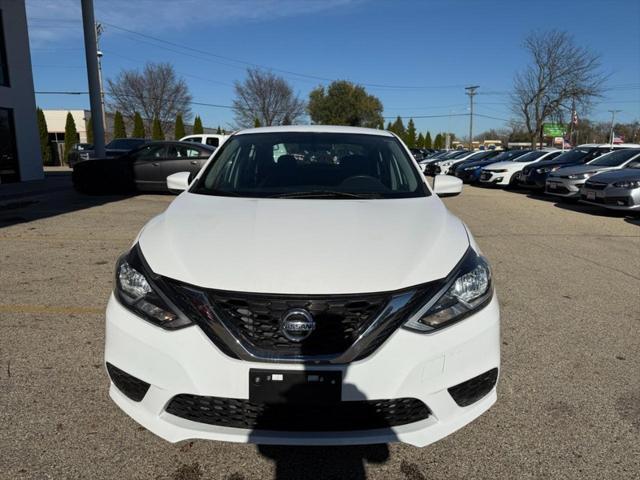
[{"xmin": 43, "ymin": 109, "xmax": 91, "ymax": 143}]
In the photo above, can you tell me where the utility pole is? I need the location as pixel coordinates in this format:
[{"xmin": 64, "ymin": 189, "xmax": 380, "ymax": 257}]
[
  {"xmin": 465, "ymin": 85, "xmax": 479, "ymax": 151},
  {"xmin": 96, "ymin": 23, "xmax": 107, "ymax": 138},
  {"xmin": 608, "ymin": 110, "xmax": 622, "ymax": 146},
  {"xmin": 81, "ymin": 0, "xmax": 105, "ymax": 157}
]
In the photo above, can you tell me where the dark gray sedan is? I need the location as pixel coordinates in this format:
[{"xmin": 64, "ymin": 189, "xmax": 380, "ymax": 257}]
[
  {"xmin": 580, "ymin": 163, "xmax": 640, "ymax": 212},
  {"xmin": 72, "ymin": 141, "xmax": 214, "ymax": 194}
]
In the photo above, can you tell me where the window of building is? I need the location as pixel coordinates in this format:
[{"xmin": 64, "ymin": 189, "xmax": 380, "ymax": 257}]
[
  {"xmin": 0, "ymin": 11, "xmax": 9, "ymax": 86},
  {"xmin": 0, "ymin": 108, "xmax": 19, "ymax": 182}
]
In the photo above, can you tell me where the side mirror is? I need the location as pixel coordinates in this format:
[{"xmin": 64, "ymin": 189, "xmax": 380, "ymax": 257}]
[
  {"xmin": 433, "ymin": 175, "xmax": 463, "ymax": 197},
  {"xmin": 167, "ymin": 171, "xmax": 191, "ymax": 193}
]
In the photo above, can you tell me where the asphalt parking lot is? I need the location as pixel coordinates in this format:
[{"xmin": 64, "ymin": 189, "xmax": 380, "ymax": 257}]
[{"xmin": 1, "ymin": 174, "xmax": 638, "ymax": 480}]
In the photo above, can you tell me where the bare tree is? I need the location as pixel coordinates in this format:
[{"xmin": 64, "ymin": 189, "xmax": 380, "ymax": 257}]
[
  {"xmin": 233, "ymin": 69, "xmax": 306, "ymax": 128},
  {"xmin": 107, "ymin": 63, "xmax": 192, "ymax": 129},
  {"xmin": 511, "ymin": 30, "xmax": 605, "ymax": 148}
]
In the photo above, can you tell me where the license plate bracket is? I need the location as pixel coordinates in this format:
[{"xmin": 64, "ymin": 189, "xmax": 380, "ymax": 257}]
[
  {"xmin": 587, "ymin": 191, "xmax": 596, "ymax": 200},
  {"xmin": 249, "ymin": 369, "xmax": 342, "ymax": 404}
]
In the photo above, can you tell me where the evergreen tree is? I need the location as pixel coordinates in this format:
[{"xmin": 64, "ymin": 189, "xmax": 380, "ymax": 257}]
[
  {"xmin": 254, "ymin": 117, "xmax": 261, "ymax": 128},
  {"xmin": 392, "ymin": 116, "xmax": 406, "ymax": 141},
  {"xmin": 416, "ymin": 132, "xmax": 425, "ymax": 148},
  {"xmin": 132, "ymin": 112, "xmax": 145, "ymax": 138},
  {"xmin": 425, "ymin": 131, "xmax": 433, "ymax": 149},
  {"xmin": 193, "ymin": 115, "xmax": 204, "ymax": 134},
  {"xmin": 37, "ymin": 108, "xmax": 52, "ymax": 166},
  {"xmin": 386, "ymin": 121, "xmax": 392, "ymax": 131},
  {"xmin": 63, "ymin": 112, "xmax": 78, "ymax": 165},
  {"xmin": 86, "ymin": 116, "xmax": 93, "ymax": 144},
  {"xmin": 216, "ymin": 126, "xmax": 222, "ymax": 134},
  {"xmin": 433, "ymin": 133, "xmax": 443, "ymax": 149},
  {"xmin": 406, "ymin": 118, "xmax": 417, "ymax": 147},
  {"xmin": 113, "ymin": 111, "xmax": 127, "ymax": 138},
  {"xmin": 151, "ymin": 117, "xmax": 164, "ymax": 140},
  {"xmin": 174, "ymin": 114, "xmax": 186, "ymax": 140}
]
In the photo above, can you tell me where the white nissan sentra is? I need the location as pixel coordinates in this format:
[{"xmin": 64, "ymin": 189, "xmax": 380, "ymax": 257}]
[{"xmin": 105, "ymin": 125, "xmax": 500, "ymax": 447}]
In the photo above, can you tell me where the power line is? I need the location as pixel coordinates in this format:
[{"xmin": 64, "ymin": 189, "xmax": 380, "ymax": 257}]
[{"xmin": 99, "ymin": 20, "xmax": 467, "ymax": 91}]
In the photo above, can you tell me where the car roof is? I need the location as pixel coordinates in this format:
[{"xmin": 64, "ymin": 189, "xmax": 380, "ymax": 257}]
[
  {"xmin": 577, "ymin": 143, "xmax": 640, "ymax": 148},
  {"xmin": 145, "ymin": 140, "xmax": 215, "ymax": 149},
  {"xmin": 234, "ymin": 125, "xmax": 395, "ymax": 137},
  {"xmin": 181, "ymin": 134, "xmax": 227, "ymax": 138}
]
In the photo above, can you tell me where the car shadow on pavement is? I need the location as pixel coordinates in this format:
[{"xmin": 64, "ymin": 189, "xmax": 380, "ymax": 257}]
[
  {"xmin": 249, "ymin": 380, "xmax": 394, "ymax": 480},
  {"xmin": 552, "ymin": 200, "xmax": 631, "ymax": 218},
  {"xmin": 0, "ymin": 171, "xmax": 135, "ymax": 228},
  {"xmin": 256, "ymin": 443, "xmax": 390, "ymax": 480}
]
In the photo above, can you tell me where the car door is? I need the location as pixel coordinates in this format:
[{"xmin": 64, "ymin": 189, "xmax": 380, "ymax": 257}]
[
  {"xmin": 131, "ymin": 144, "xmax": 168, "ymax": 191},
  {"xmin": 163, "ymin": 145, "xmax": 211, "ymax": 180}
]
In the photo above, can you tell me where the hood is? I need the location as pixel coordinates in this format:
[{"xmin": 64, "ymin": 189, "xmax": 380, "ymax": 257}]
[
  {"xmin": 588, "ymin": 168, "xmax": 640, "ymax": 184},
  {"xmin": 551, "ymin": 164, "xmax": 610, "ymax": 177},
  {"xmin": 138, "ymin": 193, "xmax": 469, "ymax": 294},
  {"xmin": 483, "ymin": 161, "xmax": 522, "ymax": 171}
]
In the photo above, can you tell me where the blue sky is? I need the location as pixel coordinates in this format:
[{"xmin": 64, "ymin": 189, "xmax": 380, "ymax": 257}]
[{"xmin": 26, "ymin": 0, "xmax": 640, "ymax": 136}]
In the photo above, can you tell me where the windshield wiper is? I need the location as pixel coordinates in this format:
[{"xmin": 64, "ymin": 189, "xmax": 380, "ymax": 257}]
[{"xmin": 270, "ymin": 190, "xmax": 381, "ymax": 199}]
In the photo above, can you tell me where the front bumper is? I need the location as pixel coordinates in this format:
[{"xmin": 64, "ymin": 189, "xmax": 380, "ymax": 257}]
[
  {"xmin": 479, "ymin": 171, "xmax": 510, "ymax": 186},
  {"xmin": 545, "ymin": 177, "xmax": 584, "ymax": 198},
  {"xmin": 105, "ymin": 293, "xmax": 500, "ymax": 447},
  {"xmin": 580, "ymin": 187, "xmax": 640, "ymax": 211}
]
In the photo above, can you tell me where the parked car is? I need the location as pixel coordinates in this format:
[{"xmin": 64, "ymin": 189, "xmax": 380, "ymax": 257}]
[
  {"xmin": 180, "ymin": 133, "xmax": 230, "ymax": 148},
  {"xmin": 454, "ymin": 149, "xmax": 532, "ymax": 183},
  {"xmin": 105, "ymin": 126, "xmax": 500, "ymax": 447},
  {"xmin": 545, "ymin": 148, "xmax": 640, "ymax": 199},
  {"xmin": 72, "ymin": 141, "xmax": 214, "ymax": 194},
  {"xmin": 420, "ymin": 150, "xmax": 469, "ymax": 174},
  {"xmin": 579, "ymin": 162, "xmax": 640, "ymax": 212},
  {"xmin": 445, "ymin": 149, "xmax": 502, "ymax": 175},
  {"xmin": 425, "ymin": 150, "xmax": 500, "ymax": 175},
  {"xmin": 68, "ymin": 138, "xmax": 147, "ymax": 168},
  {"xmin": 519, "ymin": 144, "xmax": 639, "ymax": 190},
  {"xmin": 479, "ymin": 149, "xmax": 561, "ymax": 187}
]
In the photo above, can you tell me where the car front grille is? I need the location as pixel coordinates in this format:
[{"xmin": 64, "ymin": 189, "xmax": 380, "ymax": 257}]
[
  {"xmin": 584, "ymin": 181, "xmax": 607, "ymax": 190},
  {"xmin": 546, "ymin": 184, "xmax": 571, "ymax": 194},
  {"xmin": 163, "ymin": 278, "xmax": 439, "ymax": 363},
  {"xmin": 165, "ymin": 394, "xmax": 431, "ymax": 431},
  {"xmin": 208, "ymin": 290, "xmax": 389, "ymax": 356}
]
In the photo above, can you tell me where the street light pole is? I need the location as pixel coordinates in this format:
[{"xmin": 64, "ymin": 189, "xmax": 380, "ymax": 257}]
[
  {"xmin": 608, "ymin": 110, "xmax": 622, "ymax": 146},
  {"xmin": 81, "ymin": 0, "xmax": 105, "ymax": 157},
  {"xmin": 96, "ymin": 23, "xmax": 107, "ymax": 138},
  {"xmin": 465, "ymin": 85, "xmax": 479, "ymax": 151}
]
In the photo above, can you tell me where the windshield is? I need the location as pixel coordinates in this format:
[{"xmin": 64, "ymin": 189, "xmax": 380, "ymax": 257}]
[
  {"xmin": 450, "ymin": 150, "xmax": 471, "ymax": 159},
  {"xmin": 107, "ymin": 139, "xmax": 147, "ymax": 150},
  {"xmin": 193, "ymin": 132, "xmax": 428, "ymax": 199},
  {"xmin": 589, "ymin": 149, "xmax": 640, "ymax": 167},
  {"xmin": 490, "ymin": 150, "xmax": 531, "ymax": 162},
  {"xmin": 514, "ymin": 150, "xmax": 552, "ymax": 163},
  {"xmin": 468, "ymin": 151, "xmax": 497, "ymax": 161},
  {"xmin": 548, "ymin": 147, "xmax": 606, "ymax": 164}
]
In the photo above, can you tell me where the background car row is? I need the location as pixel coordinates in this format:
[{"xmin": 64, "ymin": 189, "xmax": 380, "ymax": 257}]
[{"xmin": 420, "ymin": 143, "xmax": 640, "ymax": 214}]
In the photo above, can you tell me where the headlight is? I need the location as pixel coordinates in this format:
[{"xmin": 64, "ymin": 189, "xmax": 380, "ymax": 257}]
[
  {"xmin": 114, "ymin": 245, "xmax": 192, "ymax": 329},
  {"xmin": 491, "ymin": 169, "xmax": 507, "ymax": 173},
  {"xmin": 612, "ymin": 180, "xmax": 640, "ymax": 188},
  {"xmin": 464, "ymin": 166, "xmax": 478, "ymax": 171},
  {"xmin": 404, "ymin": 250, "xmax": 493, "ymax": 332},
  {"xmin": 536, "ymin": 166, "xmax": 560, "ymax": 174}
]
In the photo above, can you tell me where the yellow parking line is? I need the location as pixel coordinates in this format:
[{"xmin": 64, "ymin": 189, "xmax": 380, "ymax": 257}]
[{"xmin": 0, "ymin": 304, "xmax": 103, "ymax": 315}]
